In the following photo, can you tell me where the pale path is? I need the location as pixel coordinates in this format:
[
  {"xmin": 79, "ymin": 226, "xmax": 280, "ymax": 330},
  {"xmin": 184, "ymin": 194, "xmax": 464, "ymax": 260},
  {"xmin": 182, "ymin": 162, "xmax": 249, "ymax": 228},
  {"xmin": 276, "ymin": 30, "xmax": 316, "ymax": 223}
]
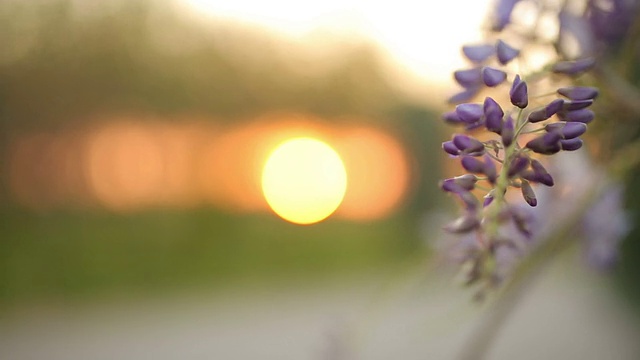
[{"xmin": 1, "ymin": 260, "xmax": 639, "ymax": 360}]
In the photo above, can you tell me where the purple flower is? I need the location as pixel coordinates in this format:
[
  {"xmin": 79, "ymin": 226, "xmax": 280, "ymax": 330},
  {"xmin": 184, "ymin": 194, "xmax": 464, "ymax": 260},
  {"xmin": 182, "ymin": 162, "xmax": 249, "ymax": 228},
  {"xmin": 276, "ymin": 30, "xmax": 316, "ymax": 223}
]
[
  {"xmin": 558, "ymin": 109, "xmax": 595, "ymax": 123},
  {"xmin": 560, "ymin": 138, "xmax": 583, "ymax": 151},
  {"xmin": 527, "ymin": 99, "xmax": 565, "ymax": 123},
  {"xmin": 484, "ymin": 97, "xmax": 504, "ymax": 133},
  {"xmin": 501, "ymin": 115, "xmax": 514, "ymax": 147},
  {"xmin": 510, "ymin": 74, "xmax": 528, "ymax": 108},
  {"xmin": 530, "ymin": 159, "xmax": 554, "ymax": 186},
  {"xmin": 443, "ymin": 141, "xmax": 460, "ymax": 156},
  {"xmin": 482, "ymin": 67, "xmax": 507, "ymax": 87},
  {"xmin": 587, "ymin": 0, "xmax": 639, "ymax": 46},
  {"xmin": 442, "ymin": 111, "xmax": 464, "ymax": 125},
  {"xmin": 453, "ymin": 134, "xmax": 485, "ymax": 155},
  {"xmin": 557, "ymin": 86, "xmax": 599, "ymax": 100},
  {"xmin": 448, "ymin": 86, "xmax": 481, "ymax": 104},
  {"xmin": 508, "ymin": 155, "xmax": 529, "ymax": 177},
  {"xmin": 491, "ymin": 0, "xmax": 523, "ymax": 31},
  {"xmin": 520, "ymin": 180, "xmax": 537, "ymax": 207},
  {"xmin": 563, "ymin": 99, "xmax": 594, "ymax": 111},
  {"xmin": 496, "ymin": 39, "xmax": 520, "ymax": 65},
  {"xmin": 462, "ymin": 44, "xmax": 495, "ymax": 63},
  {"xmin": 552, "ymin": 58, "xmax": 596, "ymax": 75},
  {"xmin": 559, "ymin": 9, "xmax": 595, "ymax": 58},
  {"xmin": 454, "ymin": 68, "xmax": 483, "ymax": 88},
  {"xmin": 455, "ymin": 103, "xmax": 484, "ymax": 123},
  {"xmin": 461, "ymin": 155, "xmax": 486, "ymax": 174},
  {"xmin": 525, "ymin": 132, "xmax": 562, "ymax": 155}
]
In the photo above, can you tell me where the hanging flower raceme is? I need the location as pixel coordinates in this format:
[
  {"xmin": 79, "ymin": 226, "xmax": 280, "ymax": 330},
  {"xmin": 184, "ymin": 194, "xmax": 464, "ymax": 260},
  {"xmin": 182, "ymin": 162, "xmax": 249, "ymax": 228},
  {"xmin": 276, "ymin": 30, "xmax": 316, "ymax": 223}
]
[{"xmin": 439, "ymin": 37, "xmax": 600, "ymax": 294}]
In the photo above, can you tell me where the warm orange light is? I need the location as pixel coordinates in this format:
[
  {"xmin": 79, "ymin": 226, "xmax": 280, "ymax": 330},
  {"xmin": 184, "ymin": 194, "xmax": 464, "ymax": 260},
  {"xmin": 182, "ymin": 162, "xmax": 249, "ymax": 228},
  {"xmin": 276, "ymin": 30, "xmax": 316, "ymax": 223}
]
[
  {"xmin": 261, "ymin": 137, "xmax": 347, "ymax": 225},
  {"xmin": 336, "ymin": 127, "xmax": 410, "ymax": 220}
]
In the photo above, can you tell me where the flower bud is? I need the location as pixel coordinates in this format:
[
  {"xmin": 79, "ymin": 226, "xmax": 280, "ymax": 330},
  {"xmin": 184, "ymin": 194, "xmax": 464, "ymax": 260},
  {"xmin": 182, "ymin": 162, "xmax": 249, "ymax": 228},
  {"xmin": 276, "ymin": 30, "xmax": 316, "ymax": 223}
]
[
  {"xmin": 525, "ymin": 133, "xmax": 561, "ymax": 155},
  {"xmin": 455, "ymin": 103, "xmax": 484, "ymax": 123},
  {"xmin": 531, "ymin": 159, "xmax": 554, "ymax": 186},
  {"xmin": 454, "ymin": 68, "xmax": 483, "ymax": 88},
  {"xmin": 442, "ymin": 111, "xmax": 464, "ymax": 125},
  {"xmin": 520, "ymin": 180, "xmax": 537, "ymax": 207},
  {"xmin": 484, "ymin": 97, "xmax": 504, "ymax": 133},
  {"xmin": 563, "ymin": 99, "xmax": 594, "ymax": 111},
  {"xmin": 561, "ymin": 122, "xmax": 587, "ymax": 139},
  {"xmin": 482, "ymin": 67, "xmax": 507, "ymax": 87},
  {"xmin": 483, "ymin": 154, "xmax": 498, "ymax": 184},
  {"xmin": 528, "ymin": 99, "xmax": 565, "ymax": 122},
  {"xmin": 559, "ymin": 109, "xmax": 595, "ymax": 123},
  {"xmin": 557, "ymin": 86, "xmax": 599, "ymax": 100},
  {"xmin": 501, "ymin": 115, "xmax": 514, "ymax": 147},
  {"xmin": 462, "ymin": 44, "xmax": 495, "ymax": 63},
  {"xmin": 510, "ymin": 74, "xmax": 528, "ymax": 108},
  {"xmin": 483, "ymin": 190, "xmax": 495, "ymax": 207},
  {"xmin": 453, "ymin": 134, "xmax": 485, "ymax": 154},
  {"xmin": 560, "ymin": 138, "xmax": 583, "ymax": 151},
  {"xmin": 443, "ymin": 141, "xmax": 460, "ymax": 156},
  {"xmin": 491, "ymin": 0, "xmax": 522, "ymax": 31},
  {"xmin": 454, "ymin": 174, "xmax": 478, "ymax": 189},
  {"xmin": 448, "ymin": 86, "xmax": 481, "ymax": 104},
  {"xmin": 461, "ymin": 156, "xmax": 486, "ymax": 173},
  {"xmin": 508, "ymin": 155, "xmax": 530, "ymax": 177},
  {"xmin": 552, "ymin": 58, "xmax": 596, "ymax": 75},
  {"xmin": 496, "ymin": 39, "xmax": 520, "ymax": 65}
]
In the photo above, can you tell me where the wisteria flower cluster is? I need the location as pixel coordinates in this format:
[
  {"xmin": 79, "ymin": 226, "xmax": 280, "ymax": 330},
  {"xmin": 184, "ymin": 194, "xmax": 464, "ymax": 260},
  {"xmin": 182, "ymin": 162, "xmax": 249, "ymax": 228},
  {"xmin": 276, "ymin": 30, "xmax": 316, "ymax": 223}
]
[{"xmin": 437, "ymin": 5, "xmax": 605, "ymax": 293}]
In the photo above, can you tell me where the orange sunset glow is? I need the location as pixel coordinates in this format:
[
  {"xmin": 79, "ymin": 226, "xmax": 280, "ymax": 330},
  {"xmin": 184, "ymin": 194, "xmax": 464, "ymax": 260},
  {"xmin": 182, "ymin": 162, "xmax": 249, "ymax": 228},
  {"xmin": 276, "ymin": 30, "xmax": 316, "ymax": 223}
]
[{"xmin": 6, "ymin": 114, "xmax": 411, "ymax": 222}]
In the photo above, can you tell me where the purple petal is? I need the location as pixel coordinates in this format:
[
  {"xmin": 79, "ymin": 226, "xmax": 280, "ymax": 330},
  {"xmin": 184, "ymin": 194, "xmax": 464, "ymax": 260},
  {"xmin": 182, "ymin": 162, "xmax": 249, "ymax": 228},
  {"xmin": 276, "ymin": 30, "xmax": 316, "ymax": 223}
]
[
  {"xmin": 443, "ymin": 141, "xmax": 460, "ymax": 156},
  {"xmin": 483, "ymin": 154, "xmax": 498, "ymax": 184},
  {"xmin": 484, "ymin": 97, "xmax": 504, "ymax": 133},
  {"xmin": 482, "ymin": 67, "xmax": 507, "ymax": 87},
  {"xmin": 453, "ymin": 174, "xmax": 478, "ymax": 190},
  {"xmin": 462, "ymin": 44, "xmax": 495, "ymax": 63},
  {"xmin": 552, "ymin": 58, "xmax": 596, "ymax": 75},
  {"xmin": 453, "ymin": 134, "xmax": 485, "ymax": 154},
  {"xmin": 563, "ymin": 99, "xmax": 594, "ymax": 111},
  {"xmin": 448, "ymin": 86, "xmax": 481, "ymax": 104},
  {"xmin": 561, "ymin": 122, "xmax": 587, "ymax": 139},
  {"xmin": 560, "ymin": 138, "xmax": 583, "ymax": 151},
  {"xmin": 525, "ymin": 135, "xmax": 561, "ymax": 155},
  {"xmin": 454, "ymin": 68, "xmax": 483, "ymax": 88},
  {"xmin": 508, "ymin": 155, "xmax": 530, "ymax": 177},
  {"xmin": 491, "ymin": 0, "xmax": 523, "ymax": 31},
  {"xmin": 531, "ymin": 159, "xmax": 554, "ymax": 186},
  {"xmin": 520, "ymin": 180, "xmax": 537, "ymax": 207},
  {"xmin": 557, "ymin": 86, "xmax": 599, "ymax": 100},
  {"xmin": 510, "ymin": 74, "xmax": 528, "ymax": 108},
  {"xmin": 496, "ymin": 39, "xmax": 520, "ymax": 64},
  {"xmin": 442, "ymin": 111, "xmax": 464, "ymax": 125},
  {"xmin": 559, "ymin": 109, "xmax": 595, "ymax": 123},
  {"xmin": 461, "ymin": 156, "xmax": 486, "ymax": 174},
  {"xmin": 455, "ymin": 103, "xmax": 484, "ymax": 123},
  {"xmin": 501, "ymin": 115, "xmax": 514, "ymax": 147}
]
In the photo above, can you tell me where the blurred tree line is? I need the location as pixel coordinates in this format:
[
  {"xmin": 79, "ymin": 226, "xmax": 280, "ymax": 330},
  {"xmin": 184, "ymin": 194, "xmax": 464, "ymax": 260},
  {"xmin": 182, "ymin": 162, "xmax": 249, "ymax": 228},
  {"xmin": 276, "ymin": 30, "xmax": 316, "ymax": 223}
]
[{"xmin": 0, "ymin": 0, "xmax": 445, "ymax": 308}]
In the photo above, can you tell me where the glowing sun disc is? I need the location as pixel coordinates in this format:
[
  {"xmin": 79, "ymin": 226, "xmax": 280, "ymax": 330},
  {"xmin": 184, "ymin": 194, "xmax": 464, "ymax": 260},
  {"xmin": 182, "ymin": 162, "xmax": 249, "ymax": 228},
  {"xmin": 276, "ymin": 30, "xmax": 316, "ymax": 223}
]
[{"xmin": 261, "ymin": 137, "xmax": 347, "ymax": 225}]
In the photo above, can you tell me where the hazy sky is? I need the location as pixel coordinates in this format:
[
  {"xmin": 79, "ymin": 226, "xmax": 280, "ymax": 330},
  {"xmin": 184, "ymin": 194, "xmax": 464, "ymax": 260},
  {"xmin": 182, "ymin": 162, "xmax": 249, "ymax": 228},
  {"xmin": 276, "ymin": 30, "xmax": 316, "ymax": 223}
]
[{"xmin": 181, "ymin": 0, "xmax": 493, "ymax": 102}]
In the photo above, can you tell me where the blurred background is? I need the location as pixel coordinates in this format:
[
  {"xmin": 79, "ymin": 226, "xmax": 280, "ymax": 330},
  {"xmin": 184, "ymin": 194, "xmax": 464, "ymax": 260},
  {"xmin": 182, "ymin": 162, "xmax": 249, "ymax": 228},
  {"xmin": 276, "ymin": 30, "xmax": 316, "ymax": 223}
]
[{"xmin": 0, "ymin": 0, "xmax": 639, "ymax": 359}]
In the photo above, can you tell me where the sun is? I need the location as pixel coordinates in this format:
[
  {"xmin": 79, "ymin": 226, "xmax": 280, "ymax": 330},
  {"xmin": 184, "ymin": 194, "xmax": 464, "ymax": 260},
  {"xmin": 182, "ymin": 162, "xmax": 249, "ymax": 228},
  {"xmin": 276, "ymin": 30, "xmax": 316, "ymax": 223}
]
[{"xmin": 261, "ymin": 137, "xmax": 347, "ymax": 225}]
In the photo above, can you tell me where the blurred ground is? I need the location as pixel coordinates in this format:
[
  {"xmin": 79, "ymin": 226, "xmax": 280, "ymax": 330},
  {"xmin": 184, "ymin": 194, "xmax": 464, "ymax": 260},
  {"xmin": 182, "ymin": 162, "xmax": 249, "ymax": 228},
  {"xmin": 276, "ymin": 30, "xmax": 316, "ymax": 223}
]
[{"xmin": 0, "ymin": 251, "xmax": 638, "ymax": 360}]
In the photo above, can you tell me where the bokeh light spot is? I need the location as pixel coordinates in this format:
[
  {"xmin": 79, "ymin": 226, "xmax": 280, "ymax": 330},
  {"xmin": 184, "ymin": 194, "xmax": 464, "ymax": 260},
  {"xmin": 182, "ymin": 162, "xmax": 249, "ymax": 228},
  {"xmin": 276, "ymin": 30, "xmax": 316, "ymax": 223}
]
[{"xmin": 261, "ymin": 137, "xmax": 347, "ymax": 225}]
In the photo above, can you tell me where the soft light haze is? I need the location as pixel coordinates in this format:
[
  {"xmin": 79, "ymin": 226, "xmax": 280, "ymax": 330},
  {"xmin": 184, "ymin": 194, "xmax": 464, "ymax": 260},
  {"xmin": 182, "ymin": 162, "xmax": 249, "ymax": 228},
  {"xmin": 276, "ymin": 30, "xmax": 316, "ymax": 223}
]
[{"xmin": 182, "ymin": 0, "xmax": 492, "ymax": 101}]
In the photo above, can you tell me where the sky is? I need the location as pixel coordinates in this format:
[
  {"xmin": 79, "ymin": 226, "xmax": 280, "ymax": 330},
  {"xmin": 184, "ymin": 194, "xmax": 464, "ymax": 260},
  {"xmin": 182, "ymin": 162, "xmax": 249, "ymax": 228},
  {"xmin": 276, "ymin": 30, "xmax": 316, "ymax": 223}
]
[{"xmin": 180, "ymin": 0, "xmax": 493, "ymax": 103}]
